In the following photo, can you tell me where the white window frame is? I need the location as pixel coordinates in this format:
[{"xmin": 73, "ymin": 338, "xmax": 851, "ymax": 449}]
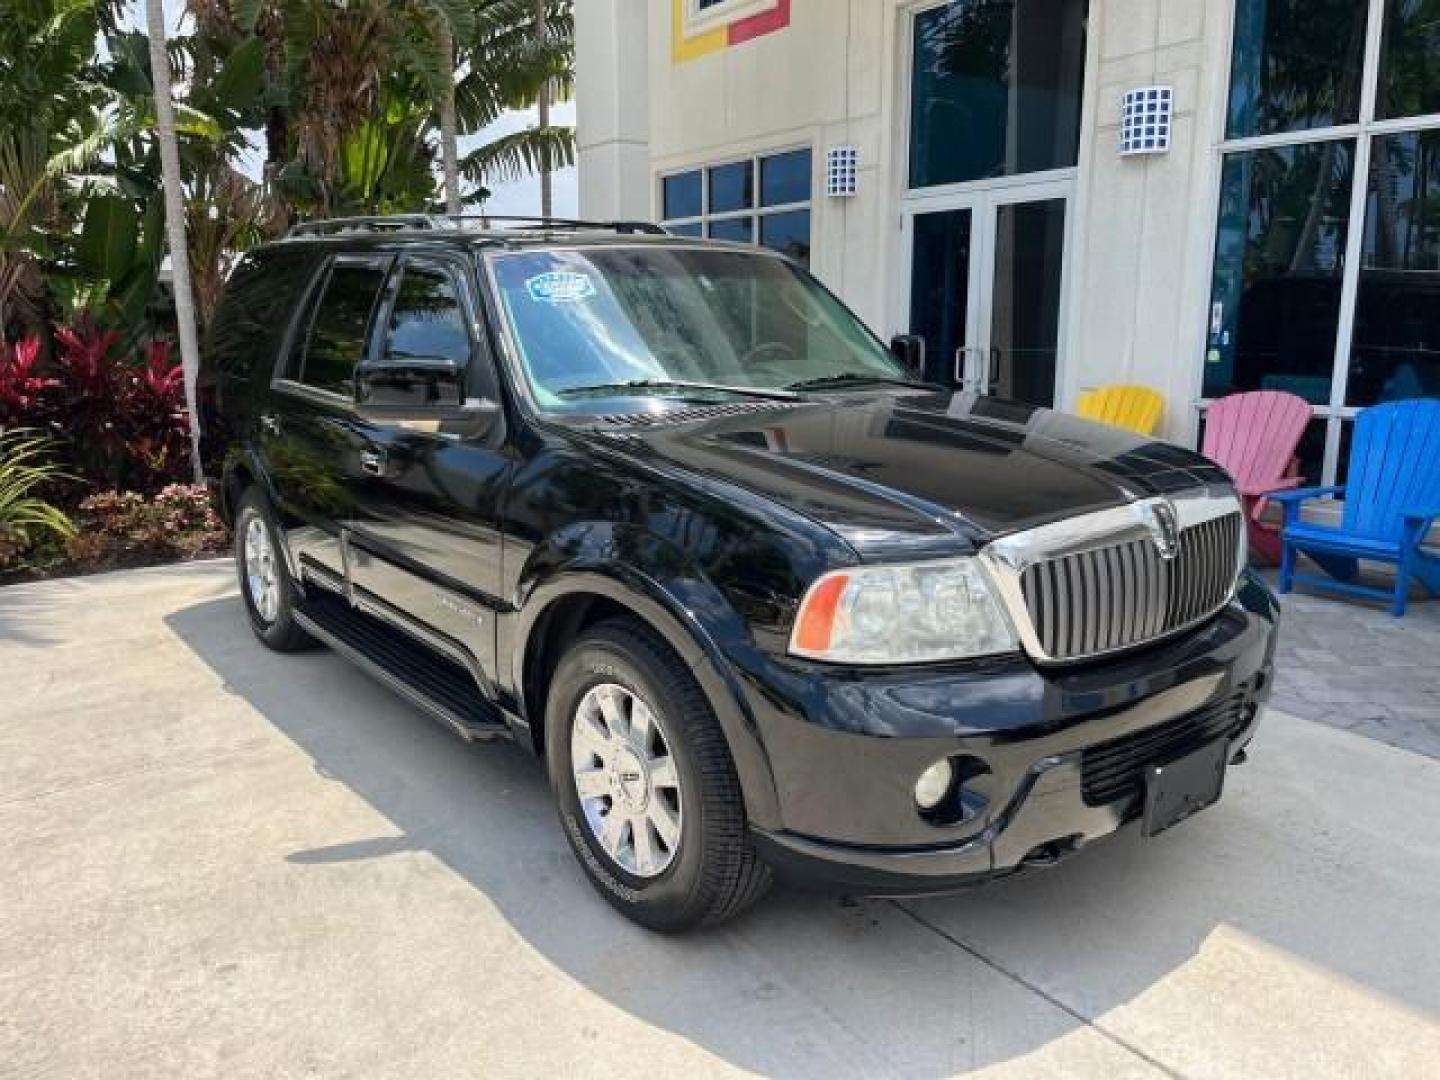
[
  {"xmin": 657, "ymin": 145, "xmax": 814, "ymax": 256},
  {"xmin": 1200, "ymin": 0, "xmax": 1440, "ymax": 486}
]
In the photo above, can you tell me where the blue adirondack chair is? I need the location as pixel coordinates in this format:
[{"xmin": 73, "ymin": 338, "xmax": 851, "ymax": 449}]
[{"xmin": 1275, "ymin": 399, "xmax": 1440, "ymax": 616}]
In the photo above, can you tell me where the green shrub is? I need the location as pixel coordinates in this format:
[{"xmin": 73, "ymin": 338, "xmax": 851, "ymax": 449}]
[{"xmin": 0, "ymin": 428, "xmax": 74, "ymax": 569}]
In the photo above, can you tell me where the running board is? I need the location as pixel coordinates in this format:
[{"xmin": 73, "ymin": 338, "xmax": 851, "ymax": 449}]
[{"xmin": 294, "ymin": 589, "xmax": 510, "ymax": 743}]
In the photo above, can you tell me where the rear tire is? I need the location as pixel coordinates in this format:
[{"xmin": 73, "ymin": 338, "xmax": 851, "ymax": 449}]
[
  {"xmin": 234, "ymin": 487, "xmax": 314, "ymax": 652},
  {"xmin": 545, "ymin": 618, "xmax": 771, "ymax": 931}
]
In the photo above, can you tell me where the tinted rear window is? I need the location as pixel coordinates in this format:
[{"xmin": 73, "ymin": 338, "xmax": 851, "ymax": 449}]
[{"xmin": 205, "ymin": 249, "xmax": 317, "ymax": 378}]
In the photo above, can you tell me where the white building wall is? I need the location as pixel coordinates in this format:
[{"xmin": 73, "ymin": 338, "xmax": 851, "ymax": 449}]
[
  {"xmin": 575, "ymin": 0, "xmax": 652, "ymax": 220},
  {"xmin": 579, "ymin": 1, "xmax": 1236, "ymax": 441},
  {"xmin": 1064, "ymin": 0, "xmax": 1232, "ymax": 442}
]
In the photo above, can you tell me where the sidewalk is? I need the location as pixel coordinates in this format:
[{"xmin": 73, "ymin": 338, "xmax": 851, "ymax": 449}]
[{"xmin": 1, "ymin": 562, "xmax": 1437, "ymax": 1078}]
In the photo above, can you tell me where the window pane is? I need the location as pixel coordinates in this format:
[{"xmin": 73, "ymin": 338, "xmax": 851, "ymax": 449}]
[
  {"xmin": 909, "ymin": 209, "xmax": 973, "ymax": 387},
  {"xmin": 990, "ymin": 199, "xmax": 1066, "ymax": 409},
  {"xmin": 708, "ymin": 217, "xmax": 754, "ymax": 242},
  {"xmin": 665, "ymin": 221, "xmax": 703, "ymax": 238},
  {"xmin": 385, "ymin": 266, "xmax": 470, "ymax": 367},
  {"xmin": 1379, "ymin": 1, "xmax": 1440, "ymax": 121},
  {"xmin": 709, "ymin": 160, "xmax": 754, "ymax": 213},
  {"xmin": 760, "ymin": 150, "xmax": 811, "ymax": 206},
  {"xmin": 759, "ymin": 210, "xmax": 811, "ymax": 265},
  {"xmin": 1348, "ymin": 130, "xmax": 1440, "ymax": 405},
  {"xmin": 662, "ymin": 171, "xmax": 702, "ymax": 220},
  {"xmin": 1226, "ymin": 0, "xmax": 1368, "ymax": 139},
  {"xmin": 1204, "ymin": 141, "xmax": 1355, "ymax": 405},
  {"xmin": 303, "ymin": 264, "xmax": 387, "ymax": 396},
  {"xmin": 909, "ymin": 0, "xmax": 1086, "ymax": 188}
]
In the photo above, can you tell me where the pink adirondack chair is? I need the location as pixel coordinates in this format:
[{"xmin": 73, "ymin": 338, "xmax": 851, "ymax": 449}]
[{"xmin": 1202, "ymin": 391, "xmax": 1313, "ymax": 564}]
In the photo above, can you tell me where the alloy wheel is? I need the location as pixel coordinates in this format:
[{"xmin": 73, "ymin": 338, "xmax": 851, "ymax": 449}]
[
  {"xmin": 570, "ymin": 683, "xmax": 683, "ymax": 878},
  {"xmin": 243, "ymin": 513, "xmax": 280, "ymax": 624}
]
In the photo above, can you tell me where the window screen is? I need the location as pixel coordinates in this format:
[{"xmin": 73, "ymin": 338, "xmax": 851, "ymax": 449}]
[{"xmin": 301, "ymin": 263, "xmax": 387, "ymax": 396}]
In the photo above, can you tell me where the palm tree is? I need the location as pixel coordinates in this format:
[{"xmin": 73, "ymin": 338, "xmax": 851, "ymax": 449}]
[
  {"xmin": 456, "ymin": 0, "xmax": 575, "ymax": 203},
  {"xmin": 145, "ymin": 0, "xmax": 205, "ymax": 486}
]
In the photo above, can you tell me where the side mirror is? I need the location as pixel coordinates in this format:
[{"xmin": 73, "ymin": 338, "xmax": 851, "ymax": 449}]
[
  {"xmin": 890, "ymin": 334, "xmax": 925, "ymax": 379},
  {"xmin": 356, "ymin": 355, "xmax": 464, "ymax": 412},
  {"xmin": 355, "ymin": 357, "xmax": 500, "ymax": 435}
]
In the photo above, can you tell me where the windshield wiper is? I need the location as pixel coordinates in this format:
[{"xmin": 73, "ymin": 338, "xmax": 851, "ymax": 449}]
[
  {"xmin": 786, "ymin": 373, "xmax": 936, "ymax": 392},
  {"xmin": 557, "ymin": 379, "xmax": 798, "ymax": 401}
]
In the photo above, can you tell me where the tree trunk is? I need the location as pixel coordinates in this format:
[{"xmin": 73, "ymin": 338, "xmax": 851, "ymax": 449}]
[
  {"xmin": 145, "ymin": 0, "xmax": 206, "ymax": 487},
  {"xmin": 536, "ymin": 0, "xmax": 552, "ymax": 219},
  {"xmin": 438, "ymin": 19, "xmax": 461, "ymax": 216}
]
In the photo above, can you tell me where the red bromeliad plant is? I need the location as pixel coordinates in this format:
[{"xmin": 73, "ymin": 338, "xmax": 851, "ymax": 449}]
[
  {"xmin": 0, "ymin": 338, "xmax": 58, "ymax": 422},
  {"xmin": 1, "ymin": 324, "xmax": 191, "ymax": 495}
]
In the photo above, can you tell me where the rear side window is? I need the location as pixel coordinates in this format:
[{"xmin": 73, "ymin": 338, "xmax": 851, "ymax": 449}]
[
  {"xmin": 383, "ymin": 264, "xmax": 471, "ymax": 367},
  {"xmin": 299, "ymin": 262, "xmax": 388, "ymax": 396},
  {"xmin": 205, "ymin": 250, "xmax": 316, "ymax": 378}
]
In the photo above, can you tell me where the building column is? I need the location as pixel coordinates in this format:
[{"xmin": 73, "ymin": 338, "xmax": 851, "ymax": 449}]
[{"xmin": 575, "ymin": 0, "xmax": 651, "ymax": 221}]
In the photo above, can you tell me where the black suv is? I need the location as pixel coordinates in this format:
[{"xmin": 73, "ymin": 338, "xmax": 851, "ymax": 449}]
[{"xmin": 202, "ymin": 215, "xmax": 1279, "ymax": 931}]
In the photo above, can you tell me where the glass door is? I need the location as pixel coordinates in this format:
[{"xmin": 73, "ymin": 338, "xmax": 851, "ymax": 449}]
[
  {"xmin": 907, "ymin": 203, "xmax": 981, "ymax": 389},
  {"xmin": 903, "ymin": 186, "xmax": 1070, "ymax": 407}
]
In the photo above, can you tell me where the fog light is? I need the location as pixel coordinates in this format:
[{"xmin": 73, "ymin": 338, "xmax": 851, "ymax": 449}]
[{"xmin": 914, "ymin": 759, "xmax": 955, "ymax": 811}]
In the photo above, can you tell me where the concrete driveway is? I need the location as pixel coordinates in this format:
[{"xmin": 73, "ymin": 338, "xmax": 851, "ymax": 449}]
[{"xmin": 2, "ymin": 561, "xmax": 1437, "ymax": 1079}]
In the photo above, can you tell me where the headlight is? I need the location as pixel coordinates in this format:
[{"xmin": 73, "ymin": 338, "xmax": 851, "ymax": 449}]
[{"xmin": 789, "ymin": 558, "xmax": 1017, "ymax": 664}]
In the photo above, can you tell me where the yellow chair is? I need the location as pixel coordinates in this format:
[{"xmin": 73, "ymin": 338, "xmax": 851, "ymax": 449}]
[{"xmin": 1076, "ymin": 384, "xmax": 1165, "ymax": 436}]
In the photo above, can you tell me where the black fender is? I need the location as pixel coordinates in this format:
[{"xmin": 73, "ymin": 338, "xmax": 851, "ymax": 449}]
[
  {"xmin": 221, "ymin": 446, "xmax": 305, "ymax": 583},
  {"xmin": 510, "ymin": 525, "xmax": 783, "ymax": 832}
]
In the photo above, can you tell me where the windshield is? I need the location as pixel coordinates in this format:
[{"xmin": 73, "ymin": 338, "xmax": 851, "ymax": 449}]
[{"xmin": 488, "ymin": 246, "xmax": 909, "ymax": 411}]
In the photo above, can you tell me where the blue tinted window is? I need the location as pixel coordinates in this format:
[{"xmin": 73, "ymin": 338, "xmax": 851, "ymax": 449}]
[
  {"xmin": 1226, "ymin": 0, "xmax": 1368, "ymax": 138},
  {"xmin": 662, "ymin": 171, "xmax": 702, "ymax": 220},
  {"xmin": 1205, "ymin": 141, "xmax": 1355, "ymax": 404},
  {"xmin": 709, "ymin": 160, "xmax": 754, "ymax": 213},
  {"xmin": 1348, "ymin": 129, "xmax": 1440, "ymax": 404},
  {"xmin": 909, "ymin": 0, "xmax": 1085, "ymax": 188},
  {"xmin": 666, "ymin": 221, "xmax": 703, "ymax": 238},
  {"xmin": 760, "ymin": 150, "xmax": 812, "ymax": 206},
  {"xmin": 760, "ymin": 211, "xmax": 810, "ymax": 266},
  {"xmin": 1378, "ymin": 0, "xmax": 1440, "ymax": 120},
  {"xmin": 708, "ymin": 217, "xmax": 754, "ymax": 242}
]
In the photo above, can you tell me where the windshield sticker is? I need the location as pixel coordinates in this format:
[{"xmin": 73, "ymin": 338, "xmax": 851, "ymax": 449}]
[{"xmin": 526, "ymin": 271, "xmax": 596, "ymax": 304}]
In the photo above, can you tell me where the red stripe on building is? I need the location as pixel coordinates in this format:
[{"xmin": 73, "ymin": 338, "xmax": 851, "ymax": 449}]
[{"xmin": 727, "ymin": 0, "xmax": 791, "ymax": 46}]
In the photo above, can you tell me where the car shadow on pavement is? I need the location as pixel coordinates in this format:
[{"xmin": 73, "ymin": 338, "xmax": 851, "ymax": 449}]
[{"xmin": 165, "ymin": 595, "xmax": 1440, "ymax": 1078}]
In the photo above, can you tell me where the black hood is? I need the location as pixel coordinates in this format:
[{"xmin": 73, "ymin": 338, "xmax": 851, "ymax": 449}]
[{"xmin": 583, "ymin": 392, "xmax": 1232, "ymax": 557}]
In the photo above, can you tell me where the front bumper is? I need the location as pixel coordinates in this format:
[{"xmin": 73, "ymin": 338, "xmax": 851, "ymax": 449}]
[{"xmin": 739, "ymin": 571, "xmax": 1279, "ymax": 895}]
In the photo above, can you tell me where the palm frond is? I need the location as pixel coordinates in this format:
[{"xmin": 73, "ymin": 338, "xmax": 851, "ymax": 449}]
[{"xmin": 459, "ymin": 124, "xmax": 574, "ymax": 186}]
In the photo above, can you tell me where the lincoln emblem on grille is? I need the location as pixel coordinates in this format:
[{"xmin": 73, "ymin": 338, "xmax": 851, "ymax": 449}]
[{"xmin": 1137, "ymin": 498, "xmax": 1181, "ymax": 560}]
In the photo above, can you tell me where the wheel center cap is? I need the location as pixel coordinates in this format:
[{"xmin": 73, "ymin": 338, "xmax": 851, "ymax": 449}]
[{"xmin": 612, "ymin": 746, "xmax": 649, "ymax": 810}]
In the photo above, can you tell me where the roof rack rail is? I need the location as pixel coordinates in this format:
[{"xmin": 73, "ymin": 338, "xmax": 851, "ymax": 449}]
[
  {"xmin": 285, "ymin": 214, "xmax": 668, "ymax": 240},
  {"xmin": 286, "ymin": 215, "xmax": 438, "ymax": 238},
  {"xmin": 439, "ymin": 215, "xmax": 668, "ymax": 236}
]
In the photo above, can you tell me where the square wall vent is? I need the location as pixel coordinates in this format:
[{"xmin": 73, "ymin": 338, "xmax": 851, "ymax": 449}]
[
  {"xmin": 826, "ymin": 146, "xmax": 859, "ymax": 197},
  {"xmin": 1120, "ymin": 86, "xmax": 1173, "ymax": 156}
]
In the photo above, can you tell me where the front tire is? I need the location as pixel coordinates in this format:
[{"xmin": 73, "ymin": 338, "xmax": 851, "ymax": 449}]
[
  {"xmin": 234, "ymin": 487, "xmax": 314, "ymax": 652},
  {"xmin": 545, "ymin": 619, "xmax": 771, "ymax": 931}
]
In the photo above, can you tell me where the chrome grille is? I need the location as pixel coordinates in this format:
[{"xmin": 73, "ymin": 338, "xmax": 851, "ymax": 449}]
[{"xmin": 998, "ymin": 501, "xmax": 1243, "ymax": 663}]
